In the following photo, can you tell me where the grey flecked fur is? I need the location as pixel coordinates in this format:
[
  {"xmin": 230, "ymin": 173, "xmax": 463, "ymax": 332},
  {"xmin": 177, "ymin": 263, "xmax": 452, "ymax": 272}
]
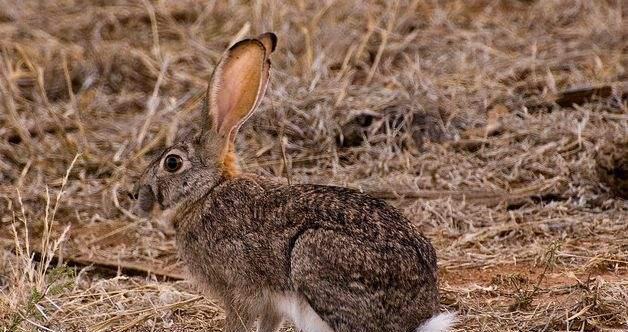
[{"xmin": 132, "ymin": 33, "xmax": 442, "ymax": 332}]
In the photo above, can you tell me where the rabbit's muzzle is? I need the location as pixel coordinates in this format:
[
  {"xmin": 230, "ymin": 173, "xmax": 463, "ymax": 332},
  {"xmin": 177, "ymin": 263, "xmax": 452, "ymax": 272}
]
[{"xmin": 130, "ymin": 183, "xmax": 156, "ymax": 217}]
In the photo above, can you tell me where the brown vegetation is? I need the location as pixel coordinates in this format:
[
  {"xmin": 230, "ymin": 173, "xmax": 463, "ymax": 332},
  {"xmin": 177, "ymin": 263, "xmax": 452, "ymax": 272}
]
[{"xmin": 0, "ymin": 0, "xmax": 626, "ymax": 331}]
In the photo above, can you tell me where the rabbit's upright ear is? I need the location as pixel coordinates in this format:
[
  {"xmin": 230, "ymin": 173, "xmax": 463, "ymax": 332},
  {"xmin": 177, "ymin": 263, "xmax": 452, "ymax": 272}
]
[{"xmin": 206, "ymin": 33, "xmax": 277, "ymax": 152}]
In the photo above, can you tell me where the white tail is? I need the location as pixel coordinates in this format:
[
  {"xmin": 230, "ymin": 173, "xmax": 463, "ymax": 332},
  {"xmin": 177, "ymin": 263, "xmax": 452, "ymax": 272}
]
[{"xmin": 416, "ymin": 312, "xmax": 457, "ymax": 332}]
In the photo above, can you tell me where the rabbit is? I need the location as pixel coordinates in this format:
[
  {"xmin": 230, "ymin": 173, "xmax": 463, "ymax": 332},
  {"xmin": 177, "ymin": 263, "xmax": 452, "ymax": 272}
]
[{"xmin": 132, "ymin": 32, "xmax": 455, "ymax": 332}]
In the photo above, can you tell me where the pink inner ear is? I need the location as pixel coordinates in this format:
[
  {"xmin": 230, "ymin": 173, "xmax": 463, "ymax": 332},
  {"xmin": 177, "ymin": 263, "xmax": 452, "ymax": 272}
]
[
  {"xmin": 210, "ymin": 40, "xmax": 267, "ymax": 138},
  {"xmin": 215, "ymin": 56, "xmax": 254, "ymax": 133}
]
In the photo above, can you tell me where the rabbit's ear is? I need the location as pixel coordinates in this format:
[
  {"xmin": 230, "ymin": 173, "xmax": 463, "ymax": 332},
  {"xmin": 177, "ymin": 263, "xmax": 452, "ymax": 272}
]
[
  {"xmin": 207, "ymin": 33, "xmax": 276, "ymax": 146},
  {"xmin": 253, "ymin": 32, "xmax": 276, "ymax": 108},
  {"xmin": 257, "ymin": 32, "xmax": 278, "ymax": 58}
]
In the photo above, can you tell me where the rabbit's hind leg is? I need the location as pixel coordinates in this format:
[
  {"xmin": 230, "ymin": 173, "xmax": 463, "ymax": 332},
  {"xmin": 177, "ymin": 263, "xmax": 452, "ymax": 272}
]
[{"xmin": 273, "ymin": 293, "xmax": 332, "ymax": 332}]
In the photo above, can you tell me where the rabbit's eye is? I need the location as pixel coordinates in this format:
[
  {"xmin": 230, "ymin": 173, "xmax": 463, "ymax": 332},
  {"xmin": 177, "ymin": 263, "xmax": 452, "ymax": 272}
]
[{"xmin": 163, "ymin": 154, "xmax": 183, "ymax": 173}]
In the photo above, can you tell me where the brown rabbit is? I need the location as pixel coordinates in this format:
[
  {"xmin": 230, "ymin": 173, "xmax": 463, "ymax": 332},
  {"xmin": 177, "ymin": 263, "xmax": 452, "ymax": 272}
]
[{"xmin": 132, "ymin": 32, "xmax": 455, "ymax": 332}]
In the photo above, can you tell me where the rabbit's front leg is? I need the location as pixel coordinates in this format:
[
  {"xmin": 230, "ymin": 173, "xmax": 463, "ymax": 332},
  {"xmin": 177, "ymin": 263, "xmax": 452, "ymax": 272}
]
[
  {"xmin": 223, "ymin": 305, "xmax": 255, "ymax": 332},
  {"xmin": 256, "ymin": 299, "xmax": 283, "ymax": 332}
]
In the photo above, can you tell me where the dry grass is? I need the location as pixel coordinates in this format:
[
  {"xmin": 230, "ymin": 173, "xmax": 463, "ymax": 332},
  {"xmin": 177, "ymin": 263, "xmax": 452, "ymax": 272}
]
[{"xmin": 0, "ymin": 0, "xmax": 626, "ymax": 331}]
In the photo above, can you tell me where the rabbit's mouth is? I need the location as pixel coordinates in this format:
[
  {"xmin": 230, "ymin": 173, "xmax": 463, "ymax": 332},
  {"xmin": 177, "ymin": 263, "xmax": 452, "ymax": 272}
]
[{"xmin": 130, "ymin": 184, "xmax": 156, "ymax": 217}]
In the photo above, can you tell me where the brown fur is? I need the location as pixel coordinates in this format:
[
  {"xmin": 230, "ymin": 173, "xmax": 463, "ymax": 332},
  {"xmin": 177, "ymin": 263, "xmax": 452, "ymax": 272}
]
[
  {"xmin": 132, "ymin": 33, "xmax": 445, "ymax": 332},
  {"xmin": 221, "ymin": 144, "xmax": 241, "ymax": 178}
]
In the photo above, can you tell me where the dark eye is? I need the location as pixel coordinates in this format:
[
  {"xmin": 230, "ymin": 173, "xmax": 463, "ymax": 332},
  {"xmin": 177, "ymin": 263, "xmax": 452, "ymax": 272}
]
[{"xmin": 163, "ymin": 154, "xmax": 183, "ymax": 173}]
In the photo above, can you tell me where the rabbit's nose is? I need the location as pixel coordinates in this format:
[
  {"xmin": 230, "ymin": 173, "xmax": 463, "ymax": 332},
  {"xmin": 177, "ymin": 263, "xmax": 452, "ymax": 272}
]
[{"xmin": 128, "ymin": 183, "xmax": 140, "ymax": 200}]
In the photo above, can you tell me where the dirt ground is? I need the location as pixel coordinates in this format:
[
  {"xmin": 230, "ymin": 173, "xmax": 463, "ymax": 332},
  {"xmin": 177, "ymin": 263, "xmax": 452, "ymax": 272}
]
[{"xmin": 0, "ymin": 1, "xmax": 626, "ymax": 331}]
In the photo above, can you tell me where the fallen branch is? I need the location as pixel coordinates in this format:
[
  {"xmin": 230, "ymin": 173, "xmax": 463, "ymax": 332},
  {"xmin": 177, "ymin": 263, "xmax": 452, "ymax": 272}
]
[
  {"xmin": 555, "ymin": 85, "xmax": 614, "ymax": 107},
  {"xmin": 368, "ymin": 179, "xmax": 564, "ymax": 207},
  {"xmin": 526, "ymin": 82, "xmax": 627, "ymax": 111},
  {"xmin": 1, "ymin": 238, "xmax": 185, "ymax": 281}
]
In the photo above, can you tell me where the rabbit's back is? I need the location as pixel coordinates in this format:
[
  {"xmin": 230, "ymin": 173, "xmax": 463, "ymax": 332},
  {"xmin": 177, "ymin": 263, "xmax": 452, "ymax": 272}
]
[
  {"xmin": 262, "ymin": 184, "xmax": 440, "ymax": 330},
  {"xmin": 177, "ymin": 178, "xmax": 439, "ymax": 330}
]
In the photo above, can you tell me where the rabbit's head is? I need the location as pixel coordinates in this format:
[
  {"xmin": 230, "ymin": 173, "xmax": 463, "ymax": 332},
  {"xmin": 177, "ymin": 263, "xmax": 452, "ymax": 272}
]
[{"xmin": 132, "ymin": 33, "xmax": 277, "ymax": 216}]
